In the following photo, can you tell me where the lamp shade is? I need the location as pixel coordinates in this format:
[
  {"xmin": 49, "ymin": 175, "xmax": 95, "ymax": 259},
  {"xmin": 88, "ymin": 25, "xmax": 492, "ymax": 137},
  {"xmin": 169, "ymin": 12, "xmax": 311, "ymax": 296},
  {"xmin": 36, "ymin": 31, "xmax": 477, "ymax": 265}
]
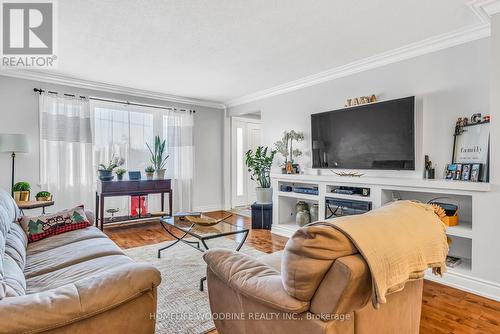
[{"xmin": 0, "ymin": 134, "xmax": 29, "ymax": 153}]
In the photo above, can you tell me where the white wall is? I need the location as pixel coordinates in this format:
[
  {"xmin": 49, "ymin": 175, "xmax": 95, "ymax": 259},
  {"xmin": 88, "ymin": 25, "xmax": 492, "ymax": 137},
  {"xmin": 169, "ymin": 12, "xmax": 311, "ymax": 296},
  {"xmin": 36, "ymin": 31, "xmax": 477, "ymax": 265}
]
[
  {"xmin": 229, "ymin": 38, "xmax": 500, "ymax": 289},
  {"xmin": 229, "ymin": 39, "xmax": 490, "ymax": 179},
  {"xmin": 0, "ymin": 75, "xmax": 224, "ymax": 212}
]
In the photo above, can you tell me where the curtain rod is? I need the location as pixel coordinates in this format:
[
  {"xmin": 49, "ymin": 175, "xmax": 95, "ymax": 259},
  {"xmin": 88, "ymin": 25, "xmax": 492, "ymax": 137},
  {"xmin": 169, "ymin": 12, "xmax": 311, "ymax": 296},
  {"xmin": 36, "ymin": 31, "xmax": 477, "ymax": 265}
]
[{"xmin": 33, "ymin": 88, "xmax": 195, "ymax": 113}]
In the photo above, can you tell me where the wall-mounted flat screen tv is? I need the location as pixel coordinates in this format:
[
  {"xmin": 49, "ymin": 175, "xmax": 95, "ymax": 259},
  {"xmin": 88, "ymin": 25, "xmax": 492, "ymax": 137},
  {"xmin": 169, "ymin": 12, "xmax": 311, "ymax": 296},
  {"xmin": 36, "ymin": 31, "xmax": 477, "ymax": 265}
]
[{"xmin": 311, "ymin": 96, "xmax": 415, "ymax": 170}]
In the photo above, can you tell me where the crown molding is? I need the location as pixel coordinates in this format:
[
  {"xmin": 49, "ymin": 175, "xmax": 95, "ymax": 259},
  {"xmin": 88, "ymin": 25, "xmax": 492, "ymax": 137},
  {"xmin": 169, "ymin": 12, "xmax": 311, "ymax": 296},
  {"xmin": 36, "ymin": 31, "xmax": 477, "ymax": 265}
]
[
  {"xmin": 0, "ymin": 70, "xmax": 226, "ymax": 109},
  {"xmin": 470, "ymin": 0, "xmax": 500, "ymax": 18},
  {"xmin": 226, "ymin": 1, "xmax": 497, "ymax": 108}
]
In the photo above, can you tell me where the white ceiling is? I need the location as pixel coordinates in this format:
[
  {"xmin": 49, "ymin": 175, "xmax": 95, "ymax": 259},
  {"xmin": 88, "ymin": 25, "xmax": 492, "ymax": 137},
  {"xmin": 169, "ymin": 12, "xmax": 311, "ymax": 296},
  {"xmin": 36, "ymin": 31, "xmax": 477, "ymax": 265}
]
[{"xmin": 30, "ymin": 1, "xmax": 487, "ymax": 104}]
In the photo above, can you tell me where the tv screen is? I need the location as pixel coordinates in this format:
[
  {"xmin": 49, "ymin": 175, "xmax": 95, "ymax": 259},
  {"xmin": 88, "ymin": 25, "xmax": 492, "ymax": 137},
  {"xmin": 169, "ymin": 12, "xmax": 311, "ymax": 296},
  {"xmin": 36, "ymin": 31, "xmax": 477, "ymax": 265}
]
[{"xmin": 311, "ymin": 96, "xmax": 415, "ymax": 170}]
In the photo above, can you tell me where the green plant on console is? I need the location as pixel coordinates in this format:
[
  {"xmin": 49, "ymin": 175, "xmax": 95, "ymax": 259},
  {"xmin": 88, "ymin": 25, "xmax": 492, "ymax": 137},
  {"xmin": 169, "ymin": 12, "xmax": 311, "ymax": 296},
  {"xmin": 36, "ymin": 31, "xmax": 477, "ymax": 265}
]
[
  {"xmin": 146, "ymin": 135, "xmax": 169, "ymax": 171},
  {"xmin": 13, "ymin": 182, "xmax": 30, "ymax": 192},
  {"xmin": 245, "ymin": 146, "xmax": 276, "ymax": 188},
  {"xmin": 98, "ymin": 154, "xmax": 124, "ymax": 171},
  {"xmin": 145, "ymin": 165, "xmax": 155, "ymax": 173},
  {"xmin": 115, "ymin": 168, "xmax": 127, "ymax": 176}
]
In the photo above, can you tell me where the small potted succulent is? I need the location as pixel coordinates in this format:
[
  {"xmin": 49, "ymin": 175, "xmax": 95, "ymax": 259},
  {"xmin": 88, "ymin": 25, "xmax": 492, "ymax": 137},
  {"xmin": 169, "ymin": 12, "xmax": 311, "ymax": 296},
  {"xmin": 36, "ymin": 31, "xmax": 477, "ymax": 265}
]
[
  {"xmin": 115, "ymin": 168, "xmax": 127, "ymax": 181},
  {"xmin": 145, "ymin": 165, "xmax": 155, "ymax": 180},
  {"xmin": 35, "ymin": 191, "xmax": 52, "ymax": 201},
  {"xmin": 13, "ymin": 181, "xmax": 31, "ymax": 202},
  {"xmin": 146, "ymin": 135, "xmax": 169, "ymax": 180},
  {"xmin": 98, "ymin": 155, "xmax": 124, "ymax": 181}
]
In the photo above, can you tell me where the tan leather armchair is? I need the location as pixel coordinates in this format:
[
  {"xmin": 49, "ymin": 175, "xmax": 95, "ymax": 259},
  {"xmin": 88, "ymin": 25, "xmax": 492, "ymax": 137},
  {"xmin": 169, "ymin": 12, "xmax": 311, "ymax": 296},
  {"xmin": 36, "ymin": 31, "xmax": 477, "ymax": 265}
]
[{"xmin": 203, "ymin": 224, "xmax": 423, "ymax": 334}]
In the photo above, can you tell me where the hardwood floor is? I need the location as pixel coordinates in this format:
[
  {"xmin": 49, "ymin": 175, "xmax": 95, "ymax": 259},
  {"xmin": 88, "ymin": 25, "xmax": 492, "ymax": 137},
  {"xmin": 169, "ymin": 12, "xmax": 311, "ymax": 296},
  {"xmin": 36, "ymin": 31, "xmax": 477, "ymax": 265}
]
[{"xmin": 104, "ymin": 211, "xmax": 500, "ymax": 334}]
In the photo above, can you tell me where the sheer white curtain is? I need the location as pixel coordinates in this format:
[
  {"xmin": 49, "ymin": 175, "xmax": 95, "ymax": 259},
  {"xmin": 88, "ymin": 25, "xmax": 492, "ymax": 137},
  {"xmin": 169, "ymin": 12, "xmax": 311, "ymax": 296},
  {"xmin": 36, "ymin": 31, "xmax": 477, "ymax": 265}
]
[
  {"xmin": 39, "ymin": 93, "xmax": 94, "ymax": 211},
  {"xmin": 163, "ymin": 110, "xmax": 194, "ymax": 212},
  {"xmin": 92, "ymin": 101, "xmax": 194, "ymax": 214}
]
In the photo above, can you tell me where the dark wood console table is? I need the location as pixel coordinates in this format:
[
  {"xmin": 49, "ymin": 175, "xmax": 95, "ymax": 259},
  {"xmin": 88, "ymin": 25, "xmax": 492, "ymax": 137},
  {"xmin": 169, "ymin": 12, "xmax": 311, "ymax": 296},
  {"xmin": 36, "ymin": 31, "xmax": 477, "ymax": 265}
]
[{"xmin": 95, "ymin": 179, "xmax": 172, "ymax": 230}]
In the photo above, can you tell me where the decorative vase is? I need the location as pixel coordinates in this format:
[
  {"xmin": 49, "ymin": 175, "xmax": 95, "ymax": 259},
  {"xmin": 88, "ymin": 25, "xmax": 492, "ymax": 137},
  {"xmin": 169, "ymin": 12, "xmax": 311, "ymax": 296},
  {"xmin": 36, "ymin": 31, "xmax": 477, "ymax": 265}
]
[
  {"xmin": 14, "ymin": 191, "xmax": 30, "ymax": 202},
  {"xmin": 310, "ymin": 203, "xmax": 319, "ymax": 222},
  {"xmin": 255, "ymin": 187, "xmax": 273, "ymax": 204},
  {"xmin": 146, "ymin": 172, "xmax": 154, "ymax": 181},
  {"xmin": 36, "ymin": 195, "xmax": 52, "ymax": 201},
  {"xmin": 296, "ymin": 209, "xmax": 310, "ymax": 227},
  {"xmin": 155, "ymin": 169, "xmax": 166, "ymax": 180},
  {"xmin": 98, "ymin": 170, "xmax": 113, "ymax": 181},
  {"xmin": 286, "ymin": 161, "xmax": 294, "ymax": 174},
  {"xmin": 116, "ymin": 174, "xmax": 124, "ymax": 181},
  {"xmin": 295, "ymin": 201, "xmax": 310, "ymax": 227}
]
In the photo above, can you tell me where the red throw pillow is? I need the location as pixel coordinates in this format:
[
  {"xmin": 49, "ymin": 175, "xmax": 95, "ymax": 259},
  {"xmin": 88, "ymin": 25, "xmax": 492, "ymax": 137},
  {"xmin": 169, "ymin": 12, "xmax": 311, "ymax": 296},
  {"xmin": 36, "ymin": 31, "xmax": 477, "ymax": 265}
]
[{"xmin": 19, "ymin": 206, "xmax": 90, "ymax": 242}]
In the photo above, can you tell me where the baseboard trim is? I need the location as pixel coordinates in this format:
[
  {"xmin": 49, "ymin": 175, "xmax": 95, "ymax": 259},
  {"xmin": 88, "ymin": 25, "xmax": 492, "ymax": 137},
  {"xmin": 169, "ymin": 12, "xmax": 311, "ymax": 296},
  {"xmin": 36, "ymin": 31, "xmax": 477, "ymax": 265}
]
[
  {"xmin": 425, "ymin": 270, "xmax": 500, "ymax": 302},
  {"xmin": 192, "ymin": 205, "xmax": 223, "ymax": 213}
]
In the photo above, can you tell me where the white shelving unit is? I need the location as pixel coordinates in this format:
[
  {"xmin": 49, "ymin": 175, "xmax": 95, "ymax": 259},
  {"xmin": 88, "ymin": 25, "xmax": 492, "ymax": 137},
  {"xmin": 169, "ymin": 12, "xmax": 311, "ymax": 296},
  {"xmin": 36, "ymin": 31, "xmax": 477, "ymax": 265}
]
[{"xmin": 271, "ymin": 173, "xmax": 498, "ymax": 301}]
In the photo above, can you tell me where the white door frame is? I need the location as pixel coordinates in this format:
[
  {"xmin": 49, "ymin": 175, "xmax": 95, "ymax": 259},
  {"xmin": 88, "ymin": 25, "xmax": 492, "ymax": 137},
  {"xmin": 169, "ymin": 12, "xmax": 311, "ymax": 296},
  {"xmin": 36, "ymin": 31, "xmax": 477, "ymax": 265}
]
[{"xmin": 230, "ymin": 116, "xmax": 262, "ymax": 208}]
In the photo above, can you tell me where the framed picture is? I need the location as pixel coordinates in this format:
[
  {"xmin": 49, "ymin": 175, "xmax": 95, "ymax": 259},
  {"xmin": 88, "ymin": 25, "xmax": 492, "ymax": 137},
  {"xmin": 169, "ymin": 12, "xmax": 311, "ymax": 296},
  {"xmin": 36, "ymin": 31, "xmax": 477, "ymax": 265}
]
[
  {"xmin": 453, "ymin": 121, "xmax": 490, "ymax": 182},
  {"xmin": 446, "ymin": 164, "xmax": 456, "ymax": 180},
  {"xmin": 461, "ymin": 164, "xmax": 471, "ymax": 181},
  {"xmin": 470, "ymin": 164, "xmax": 481, "ymax": 182},
  {"xmin": 454, "ymin": 164, "xmax": 462, "ymax": 180}
]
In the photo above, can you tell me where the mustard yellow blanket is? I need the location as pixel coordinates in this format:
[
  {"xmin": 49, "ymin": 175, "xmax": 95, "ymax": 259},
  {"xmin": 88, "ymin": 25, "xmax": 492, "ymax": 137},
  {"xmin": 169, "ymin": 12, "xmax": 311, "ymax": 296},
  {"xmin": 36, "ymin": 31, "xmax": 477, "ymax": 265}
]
[{"xmin": 320, "ymin": 200, "xmax": 448, "ymax": 308}]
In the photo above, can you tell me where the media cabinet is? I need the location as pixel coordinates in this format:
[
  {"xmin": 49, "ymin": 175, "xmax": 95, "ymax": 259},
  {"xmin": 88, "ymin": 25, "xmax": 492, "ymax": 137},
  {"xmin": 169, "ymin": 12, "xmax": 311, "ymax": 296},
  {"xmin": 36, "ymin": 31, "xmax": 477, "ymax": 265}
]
[{"xmin": 271, "ymin": 173, "xmax": 500, "ymax": 301}]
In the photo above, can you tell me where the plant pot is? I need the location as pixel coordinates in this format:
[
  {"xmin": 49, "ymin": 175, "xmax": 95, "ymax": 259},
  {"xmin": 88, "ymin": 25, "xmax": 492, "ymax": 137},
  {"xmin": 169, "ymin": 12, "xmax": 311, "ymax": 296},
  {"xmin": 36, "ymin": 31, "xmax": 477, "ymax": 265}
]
[
  {"xmin": 36, "ymin": 195, "xmax": 52, "ymax": 201},
  {"xmin": 146, "ymin": 172, "xmax": 154, "ymax": 180},
  {"xmin": 155, "ymin": 169, "xmax": 166, "ymax": 180},
  {"xmin": 14, "ymin": 191, "xmax": 30, "ymax": 202},
  {"xmin": 255, "ymin": 187, "xmax": 273, "ymax": 204},
  {"xmin": 98, "ymin": 170, "xmax": 113, "ymax": 181},
  {"xmin": 116, "ymin": 174, "xmax": 124, "ymax": 181}
]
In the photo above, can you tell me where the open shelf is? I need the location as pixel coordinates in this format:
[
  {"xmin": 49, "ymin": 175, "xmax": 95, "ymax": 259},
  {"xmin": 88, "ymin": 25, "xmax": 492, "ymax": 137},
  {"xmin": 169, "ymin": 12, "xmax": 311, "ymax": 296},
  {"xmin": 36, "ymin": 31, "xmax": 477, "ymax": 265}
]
[
  {"xmin": 278, "ymin": 191, "xmax": 319, "ymax": 201},
  {"xmin": 446, "ymin": 221, "xmax": 472, "ymax": 239},
  {"xmin": 448, "ymin": 257, "xmax": 472, "ymax": 274}
]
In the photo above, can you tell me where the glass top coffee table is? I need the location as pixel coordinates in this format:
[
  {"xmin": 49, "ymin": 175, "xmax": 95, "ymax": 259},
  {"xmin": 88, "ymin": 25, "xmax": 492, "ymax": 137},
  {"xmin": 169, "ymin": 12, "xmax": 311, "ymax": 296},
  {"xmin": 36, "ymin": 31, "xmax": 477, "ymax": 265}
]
[{"xmin": 158, "ymin": 215, "xmax": 249, "ymax": 291}]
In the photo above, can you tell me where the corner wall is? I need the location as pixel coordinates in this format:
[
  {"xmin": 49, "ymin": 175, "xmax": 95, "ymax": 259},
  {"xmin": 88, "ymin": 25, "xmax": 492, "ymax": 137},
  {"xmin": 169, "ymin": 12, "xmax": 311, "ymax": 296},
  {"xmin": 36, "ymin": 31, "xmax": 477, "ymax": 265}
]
[{"xmin": 0, "ymin": 75, "xmax": 224, "ymax": 212}]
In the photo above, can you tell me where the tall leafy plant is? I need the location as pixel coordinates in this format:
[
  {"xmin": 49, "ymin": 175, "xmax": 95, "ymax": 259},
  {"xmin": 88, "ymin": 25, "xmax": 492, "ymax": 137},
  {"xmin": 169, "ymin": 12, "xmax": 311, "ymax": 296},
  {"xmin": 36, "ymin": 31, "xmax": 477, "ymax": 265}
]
[
  {"xmin": 146, "ymin": 135, "xmax": 169, "ymax": 171},
  {"xmin": 245, "ymin": 146, "xmax": 276, "ymax": 188}
]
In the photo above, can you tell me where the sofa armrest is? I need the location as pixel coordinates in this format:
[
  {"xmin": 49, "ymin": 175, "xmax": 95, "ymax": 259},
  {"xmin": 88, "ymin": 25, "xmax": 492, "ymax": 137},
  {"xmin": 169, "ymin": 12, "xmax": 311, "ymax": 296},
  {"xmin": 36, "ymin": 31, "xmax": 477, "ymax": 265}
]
[
  {"xmin": 203, "ymin": 249, "xmax": 309, "ymax": 313},
  {"xmin": 85, "ymin": 210, "xmax": 95, "ymax": 224},
  {"xmin": 0, "ymin": 262, "xmax": 161, "ymax": 333}
]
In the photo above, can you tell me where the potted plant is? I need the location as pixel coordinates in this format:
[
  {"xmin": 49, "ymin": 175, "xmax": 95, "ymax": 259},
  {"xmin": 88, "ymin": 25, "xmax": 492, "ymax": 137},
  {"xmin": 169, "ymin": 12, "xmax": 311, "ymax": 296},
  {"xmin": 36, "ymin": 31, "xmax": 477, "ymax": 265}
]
[
  {"xmin": 145, "ymin": 165, "xmax": 155, "ymax": 180},
  {"xmin": 35, "ymin": 191, "xmax": 52, "ymax": 201},
  {"xmin": 146, "ymin": 135, "xmax": 169, "ymax": 180},
  {"xmin": 245, "ymin": 146, "xmax": 276, "ymax": 204},
  {"xmin": 274, "ymin": 130, "xmax": 304, "ymax": 174},
  {"xmin": 98, "ymin": 155, "xmax": 124, "ymax": 181},
  {"xmin": 13, "ymin": 181, "xmax": 30, "ymax": 202},
  {"xmin": 115, "ymin": 168, "xmax": 127, "ymax": 181}
]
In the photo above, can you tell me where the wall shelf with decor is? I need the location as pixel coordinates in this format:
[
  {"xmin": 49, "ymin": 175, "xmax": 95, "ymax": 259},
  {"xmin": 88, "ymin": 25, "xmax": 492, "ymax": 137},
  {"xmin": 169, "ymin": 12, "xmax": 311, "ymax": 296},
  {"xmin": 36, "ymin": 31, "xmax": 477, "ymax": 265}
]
[{"xmin": 271, "ymin": 173, "xmax": 498, "ymax": 301}]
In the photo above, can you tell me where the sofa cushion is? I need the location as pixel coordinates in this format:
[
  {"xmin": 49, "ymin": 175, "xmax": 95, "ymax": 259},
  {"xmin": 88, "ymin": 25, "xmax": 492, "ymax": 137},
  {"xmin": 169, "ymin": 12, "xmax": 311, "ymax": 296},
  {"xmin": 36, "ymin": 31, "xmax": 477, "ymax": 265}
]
[
  {"xmin": 282, "ymin": 224, "xmax": 357, "ymax": 302},
  {"xmin": 26, "ymin": 254, "xmax": 135, "ymax": 294},
  {"xmin": 0, "ymin": 187, "xmax": 20, "ymax": 226},
  {"xmin": 5, "ymin": 223, "xmax": 27, "ymax": 271},
  {"xmin": 26, "ymin": 226, "xmax": 107, "ymax": 255},
  {"xmin": 25, "ymin": 237, "xmax": 125, "ymax": 278},
  {"xmin": 0, "ymin": 206, "xmax": 11, "ymax": 238},
  {"xmin": 2, "ymin": 253, "xmax": 26, "ymax": 297},
  {"xmin": 19, "ymin": 206, "xmax": 90, "ymax": 242}
]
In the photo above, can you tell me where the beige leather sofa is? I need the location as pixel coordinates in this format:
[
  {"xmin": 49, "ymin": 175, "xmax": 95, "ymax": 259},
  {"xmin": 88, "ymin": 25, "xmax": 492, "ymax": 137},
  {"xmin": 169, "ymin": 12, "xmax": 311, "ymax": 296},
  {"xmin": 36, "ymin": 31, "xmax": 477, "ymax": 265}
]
[
  {"xmin": 203, "ymin": 224, "xmax": 423, "ymax": 334},
  {"xmin": 0, "ymin": 188, "xmax": 161, "ymax": 333}
]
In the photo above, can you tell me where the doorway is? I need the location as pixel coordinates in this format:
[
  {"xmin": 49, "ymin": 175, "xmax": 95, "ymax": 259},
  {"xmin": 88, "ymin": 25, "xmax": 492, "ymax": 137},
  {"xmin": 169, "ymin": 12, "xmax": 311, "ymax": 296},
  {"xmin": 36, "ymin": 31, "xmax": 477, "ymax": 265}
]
[{"xmin": 231, "ymin": 114, "xmax": 262, "ymax": 209}]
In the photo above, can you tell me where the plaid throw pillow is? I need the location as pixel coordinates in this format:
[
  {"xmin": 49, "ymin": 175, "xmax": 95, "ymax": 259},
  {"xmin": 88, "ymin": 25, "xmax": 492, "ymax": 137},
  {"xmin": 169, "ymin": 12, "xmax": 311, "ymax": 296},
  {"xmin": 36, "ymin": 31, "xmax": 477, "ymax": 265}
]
[{"xmin": 19, "ymin": 206, "xmax": 90, "ymax": 243}]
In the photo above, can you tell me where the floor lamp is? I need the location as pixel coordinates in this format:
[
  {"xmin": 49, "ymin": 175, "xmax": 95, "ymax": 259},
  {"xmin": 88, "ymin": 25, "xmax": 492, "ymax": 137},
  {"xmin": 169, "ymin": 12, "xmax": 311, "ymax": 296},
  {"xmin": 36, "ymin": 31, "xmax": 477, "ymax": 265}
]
[{"xmin": 0, "ymin": 134, "xmax": 29, "ymax": 196}]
